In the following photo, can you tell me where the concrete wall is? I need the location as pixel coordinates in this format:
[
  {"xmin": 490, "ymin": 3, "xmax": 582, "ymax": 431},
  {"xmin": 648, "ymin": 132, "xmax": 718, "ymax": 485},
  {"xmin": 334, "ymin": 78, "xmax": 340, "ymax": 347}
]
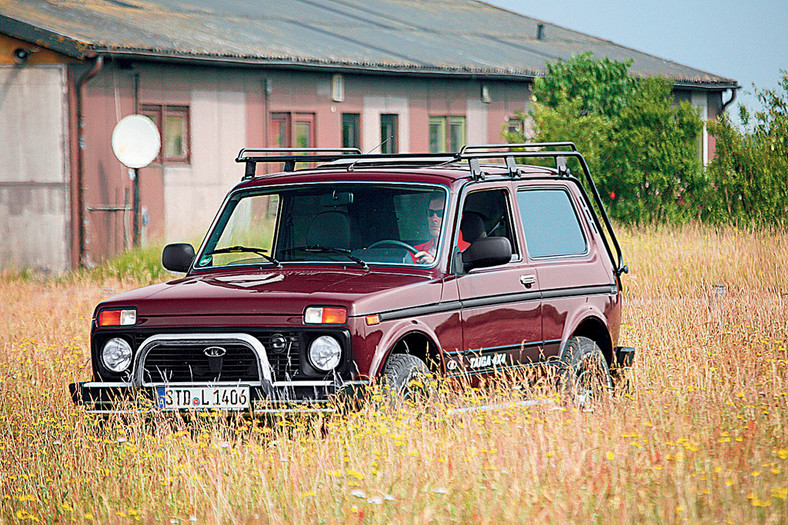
[
  {"xmin": 0, "ymin": 65, "xmax": 69, "ymax": 272},
  {"xmin": 165, "ymin": 80, "xmax": 247, "ymax": 242}
]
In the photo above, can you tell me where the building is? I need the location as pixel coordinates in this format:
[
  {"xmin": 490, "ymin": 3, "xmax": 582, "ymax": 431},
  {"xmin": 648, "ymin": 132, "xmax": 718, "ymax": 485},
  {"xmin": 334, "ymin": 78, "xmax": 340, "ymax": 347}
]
[{"xmin": 0, "ymin": 0, "xmax": 738, "ymax": 272}]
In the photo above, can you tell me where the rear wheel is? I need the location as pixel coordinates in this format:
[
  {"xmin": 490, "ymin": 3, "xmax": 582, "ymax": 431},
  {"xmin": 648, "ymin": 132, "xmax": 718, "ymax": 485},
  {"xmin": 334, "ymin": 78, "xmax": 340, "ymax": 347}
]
[
  {"xmin": 381, "ymin": 354, "xmax": 433, "ymax": 403},
  {"xmin": 559, "ymin": 336, "xmax": 612, "ymax": 409}
]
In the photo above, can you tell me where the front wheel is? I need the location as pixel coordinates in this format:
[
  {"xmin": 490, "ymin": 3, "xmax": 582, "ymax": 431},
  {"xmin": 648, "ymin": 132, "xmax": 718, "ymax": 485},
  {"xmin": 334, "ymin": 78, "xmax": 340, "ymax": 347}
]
[
  {"xmin": 381, "ymin": 354, "xmax": 433, "ymax": 403},
  {"xmin": 559, "ymin": 336, "xmax": 613, "ymax": 409}
]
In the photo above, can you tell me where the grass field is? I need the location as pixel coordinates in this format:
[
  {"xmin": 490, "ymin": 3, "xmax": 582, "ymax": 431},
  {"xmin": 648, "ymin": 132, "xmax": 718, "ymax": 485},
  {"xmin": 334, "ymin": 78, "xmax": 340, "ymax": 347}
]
[{"xmin": 0, "ymin": 225, "xmax": 786, "ymax": 524}]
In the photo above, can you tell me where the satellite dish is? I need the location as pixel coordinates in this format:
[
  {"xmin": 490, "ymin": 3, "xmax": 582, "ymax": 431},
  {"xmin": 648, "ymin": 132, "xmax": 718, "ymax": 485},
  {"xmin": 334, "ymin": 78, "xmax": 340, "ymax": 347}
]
[{"xmin": 111, "ymin": 114, "xmax": 161, "ymax": 169}]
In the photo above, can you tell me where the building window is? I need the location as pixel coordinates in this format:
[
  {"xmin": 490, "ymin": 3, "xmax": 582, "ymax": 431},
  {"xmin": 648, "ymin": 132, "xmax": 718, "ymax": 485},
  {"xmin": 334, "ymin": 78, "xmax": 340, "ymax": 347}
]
[
  {"xmin": 294, "ymin": 120, "xmax": 312, "ymax": 148},
  {"xmin": 380, "ymin": 114, "xmax": 398, "ymax": 154},
  {"xmin": 331, "ymin": 74, "xmax": 345, "ymax": 102},
  {"xmin": 270, "ymin": 113, "xmax": 290, "ymax": 147},
  {"xmin": 140, "ymin": 105, "xmax": 190, "ymax": 163},
  {"xmin": 269, "ymin": 112, "xmax": 315, "ymax": 148},
  {"xmin": 342, "ymin": 113, "xmax": 360, "ymax": 149},
  {"xmin": 429, "ymin": 117, "xmax": 446, "ymax": 152},
  {"xmin": 429, "ymin": 116, "xmax": 466, "ymax": 153}
]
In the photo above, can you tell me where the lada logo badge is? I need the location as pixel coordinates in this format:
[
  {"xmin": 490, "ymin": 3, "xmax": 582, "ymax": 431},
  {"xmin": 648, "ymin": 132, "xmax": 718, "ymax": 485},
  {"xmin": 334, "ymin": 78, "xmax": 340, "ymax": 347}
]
[{"xmin": 204, "ymin": 346, "xmax": 227, "ymax": 358}]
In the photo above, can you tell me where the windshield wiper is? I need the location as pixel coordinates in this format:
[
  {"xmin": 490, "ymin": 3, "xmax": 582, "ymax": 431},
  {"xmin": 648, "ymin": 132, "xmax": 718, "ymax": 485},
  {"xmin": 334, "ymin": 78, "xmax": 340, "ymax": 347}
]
[
  {"xmin": 282, "ymin": 245, "xmax": 368, "ymax": 269},
  {"xmin": 207, "ymin": 245, "xmax": 281, "ymax": 267}
]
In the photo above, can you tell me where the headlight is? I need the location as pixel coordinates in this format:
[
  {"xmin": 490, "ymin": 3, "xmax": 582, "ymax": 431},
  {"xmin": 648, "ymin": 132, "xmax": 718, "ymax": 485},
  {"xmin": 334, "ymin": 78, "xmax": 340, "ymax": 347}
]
[
  {"xmin": 101, "ymin": 337, "xmax": 133, "ymax": 373},
  {"xmin": 308, "ymin": 335, "xmax": 342, "ymax": 372}
]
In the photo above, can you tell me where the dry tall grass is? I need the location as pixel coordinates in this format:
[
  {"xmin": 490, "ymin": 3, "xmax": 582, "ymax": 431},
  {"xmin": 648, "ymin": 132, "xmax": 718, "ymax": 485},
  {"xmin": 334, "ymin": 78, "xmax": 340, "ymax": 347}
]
[{"xmin": 0, "ymin": 224, "xmax": 786, "ymax": 524}]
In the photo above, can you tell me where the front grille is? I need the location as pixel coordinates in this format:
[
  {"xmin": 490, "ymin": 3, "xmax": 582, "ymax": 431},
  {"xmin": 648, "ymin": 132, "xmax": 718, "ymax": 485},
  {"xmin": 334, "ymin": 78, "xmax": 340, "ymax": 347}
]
[
  {"xmin": 142, "ymin": 343, "xmax": 259, "ymax": 383},
  {"xmin": 139, "ymin": 333, "xmax": 302, "ymax": 384}
]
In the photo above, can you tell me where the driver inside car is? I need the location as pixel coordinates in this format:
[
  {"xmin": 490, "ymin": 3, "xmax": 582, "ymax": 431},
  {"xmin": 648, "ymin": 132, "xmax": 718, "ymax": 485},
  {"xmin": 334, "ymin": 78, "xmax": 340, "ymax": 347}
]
[{"xmin": 413, "ymin": 192, "xmax": 471, "ymax": 264}]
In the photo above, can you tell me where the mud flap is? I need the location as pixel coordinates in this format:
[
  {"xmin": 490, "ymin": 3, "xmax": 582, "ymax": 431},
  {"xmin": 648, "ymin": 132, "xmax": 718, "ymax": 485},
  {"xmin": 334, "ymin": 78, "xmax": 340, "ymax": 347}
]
[{"xmin": 611, "ymin": 346, "xmax": 635, "ymax": 393}]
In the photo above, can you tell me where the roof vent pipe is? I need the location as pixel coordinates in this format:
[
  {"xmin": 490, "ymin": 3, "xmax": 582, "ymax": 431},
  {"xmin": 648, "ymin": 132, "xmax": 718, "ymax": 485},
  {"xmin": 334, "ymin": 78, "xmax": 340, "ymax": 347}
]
[{"xmin": 536, "ymin": 23, "xmax": 544, "ymax": 40}]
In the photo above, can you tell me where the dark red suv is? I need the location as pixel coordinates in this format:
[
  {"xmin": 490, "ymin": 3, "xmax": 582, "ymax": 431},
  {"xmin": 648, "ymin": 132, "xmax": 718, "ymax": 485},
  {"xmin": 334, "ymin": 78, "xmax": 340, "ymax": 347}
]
[{"xmin": 70, "ymin": 143, "xmax": 634, "ymax": 413}]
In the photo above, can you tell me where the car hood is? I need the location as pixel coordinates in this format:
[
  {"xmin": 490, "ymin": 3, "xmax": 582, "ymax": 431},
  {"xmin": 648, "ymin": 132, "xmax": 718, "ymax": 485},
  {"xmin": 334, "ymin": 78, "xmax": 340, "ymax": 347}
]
[{"xmin": 98, "ymin": 267, "xmax": 441, "ymax": 318}]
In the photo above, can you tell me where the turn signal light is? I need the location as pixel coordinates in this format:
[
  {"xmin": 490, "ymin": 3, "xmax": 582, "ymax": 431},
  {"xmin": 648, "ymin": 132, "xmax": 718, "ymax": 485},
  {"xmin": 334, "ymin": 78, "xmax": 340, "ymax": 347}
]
[
  {"xmin": 98, "ymin": 308, "xmax": 137, "ymax": 327},
  {"xmin": 304, "ymin": 306, "xmax": 347, "ymax": 325}
]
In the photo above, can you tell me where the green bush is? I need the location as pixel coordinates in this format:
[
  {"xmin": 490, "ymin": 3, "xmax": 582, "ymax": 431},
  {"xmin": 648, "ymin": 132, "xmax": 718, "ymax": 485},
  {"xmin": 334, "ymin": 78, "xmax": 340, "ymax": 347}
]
[
  {"xmin": 505, "ymin": 53, "xmax": 705, "ymax": 224},
  {"xmin": 71, "ymin": 243, "xmax": 175, "ymax": 284},
  {"xmin": 705, "ymin": 72, "xmax": 788, "ymax": 226}
]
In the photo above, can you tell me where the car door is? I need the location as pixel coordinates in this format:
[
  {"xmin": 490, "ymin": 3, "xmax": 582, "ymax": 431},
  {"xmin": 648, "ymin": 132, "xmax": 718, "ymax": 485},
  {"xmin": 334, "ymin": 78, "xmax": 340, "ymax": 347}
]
[
  {"xmin": 450, "ymin": 185, "xmax": 544, "ymax": 378},
  {"xmin": 514, "ymin": 182, "xmax": 619, "ymax": 358}
]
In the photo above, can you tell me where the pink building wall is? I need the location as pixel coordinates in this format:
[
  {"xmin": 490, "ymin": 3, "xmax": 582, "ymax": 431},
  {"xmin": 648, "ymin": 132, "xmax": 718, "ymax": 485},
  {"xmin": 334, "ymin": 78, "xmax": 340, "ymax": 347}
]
[{"xmin": 79, "ymin": 63, "xmax": 534, "ymax": 263}]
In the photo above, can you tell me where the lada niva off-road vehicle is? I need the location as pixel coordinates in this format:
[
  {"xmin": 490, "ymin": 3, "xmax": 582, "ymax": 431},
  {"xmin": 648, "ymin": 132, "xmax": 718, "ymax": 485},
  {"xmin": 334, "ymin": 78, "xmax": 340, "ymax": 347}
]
[{"xmin": 70, "ymin": 143, "xmax": 634, "ymax": 413}]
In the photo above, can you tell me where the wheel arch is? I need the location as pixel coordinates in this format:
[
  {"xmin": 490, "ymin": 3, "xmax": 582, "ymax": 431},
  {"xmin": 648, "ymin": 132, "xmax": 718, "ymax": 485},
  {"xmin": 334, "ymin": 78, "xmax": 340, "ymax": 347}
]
[
  {"xmin": 369, "ymin": 322, "xmax": 443, "ymax": 378},
  {"xmin": 567, "ymin": 315, "xmax": 613, "ymax": 367}
]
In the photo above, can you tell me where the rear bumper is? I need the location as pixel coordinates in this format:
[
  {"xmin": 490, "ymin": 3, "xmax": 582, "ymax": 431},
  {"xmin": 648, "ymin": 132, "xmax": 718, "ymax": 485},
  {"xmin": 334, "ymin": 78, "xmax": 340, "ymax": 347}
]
[{"xmin": 68, "ymin": 380, "xmax": 369, "ymax": 414}]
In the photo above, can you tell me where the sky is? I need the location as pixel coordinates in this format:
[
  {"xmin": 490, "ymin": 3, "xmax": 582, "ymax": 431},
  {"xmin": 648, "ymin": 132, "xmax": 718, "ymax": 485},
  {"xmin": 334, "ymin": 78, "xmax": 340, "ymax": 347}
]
[{"xmin": 487, "ymin": 0, "xmax": 788, "ymax": 127}]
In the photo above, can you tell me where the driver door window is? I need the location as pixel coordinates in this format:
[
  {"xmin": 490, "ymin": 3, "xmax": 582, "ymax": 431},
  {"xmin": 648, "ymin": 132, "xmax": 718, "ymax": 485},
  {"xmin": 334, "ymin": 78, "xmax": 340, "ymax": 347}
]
[{"xmin": 459, "ymin": 189, "xmax": 517, "ymax": 256}]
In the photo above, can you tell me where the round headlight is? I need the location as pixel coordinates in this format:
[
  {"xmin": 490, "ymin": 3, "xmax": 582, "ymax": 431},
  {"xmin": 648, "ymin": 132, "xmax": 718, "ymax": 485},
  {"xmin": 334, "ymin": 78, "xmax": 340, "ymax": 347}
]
[
  {"xmin": 101, "ymin": 337, "xmax": 132, "ymax": 373},
  {"xmin": 308, "ymin": 335, "xmax": 342, "ymax": 372}
]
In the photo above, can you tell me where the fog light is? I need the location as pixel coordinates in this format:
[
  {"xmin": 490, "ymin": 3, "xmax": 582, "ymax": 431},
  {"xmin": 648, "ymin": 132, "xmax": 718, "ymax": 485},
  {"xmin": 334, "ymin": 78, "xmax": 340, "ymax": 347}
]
[
  {"xmin": 308, "ymin": 335, "xmax": 341, "ymax": 372},
  {"xmin": 101, "ymin": 337, "xmax": 132, "ymax": 373}
]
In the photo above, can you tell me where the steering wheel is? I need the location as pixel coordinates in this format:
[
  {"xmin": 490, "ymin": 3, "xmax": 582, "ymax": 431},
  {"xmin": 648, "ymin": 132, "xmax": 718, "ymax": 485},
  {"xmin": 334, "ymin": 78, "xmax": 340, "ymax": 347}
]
[{"xmin": 366, "ymin": 239, "xmax": 419, "ymax": 255}]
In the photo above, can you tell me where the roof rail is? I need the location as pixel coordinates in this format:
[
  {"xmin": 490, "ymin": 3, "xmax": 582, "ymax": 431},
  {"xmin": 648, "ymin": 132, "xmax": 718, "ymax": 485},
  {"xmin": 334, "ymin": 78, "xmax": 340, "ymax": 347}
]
[
  {"xmin": 460, "ymin": 142, "xmax": 578, "ymax": 154},
  {"xmin": 235, "ymin": 148, "xmax": 462, "ymax": 179},
  {"xmin": 236, "ymin": 147, "xmax": 362, "ymax": 179}
]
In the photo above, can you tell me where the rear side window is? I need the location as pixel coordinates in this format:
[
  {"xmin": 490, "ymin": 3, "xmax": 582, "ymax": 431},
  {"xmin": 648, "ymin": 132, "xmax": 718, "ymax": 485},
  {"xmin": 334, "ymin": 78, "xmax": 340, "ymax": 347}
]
[{"xmin": 517, "ymin": 188, "xmax": 587, "ymax": 258}]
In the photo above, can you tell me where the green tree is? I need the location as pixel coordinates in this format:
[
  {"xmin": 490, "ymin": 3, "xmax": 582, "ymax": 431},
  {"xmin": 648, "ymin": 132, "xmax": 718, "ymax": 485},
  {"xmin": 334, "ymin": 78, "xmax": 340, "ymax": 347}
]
[
  {"xmin": 606, "ymin": 78, "xmax": 704, "ymax": 223},
  {"xmin": 706, "ymin": 72, "xmax": 788, "ymax": 225},
  {"xmin": 532, "ymin": 52, "xmax": 639, "ymax": 119},
  {"xmin": 504, "ymin": 54, "xmax": 704, "ymax": 224}
]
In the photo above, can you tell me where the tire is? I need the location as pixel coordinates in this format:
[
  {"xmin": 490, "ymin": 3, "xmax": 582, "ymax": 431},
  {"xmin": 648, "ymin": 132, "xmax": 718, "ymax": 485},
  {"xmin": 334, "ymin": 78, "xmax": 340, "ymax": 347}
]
[
  {"xmin": 559, "ymin": 336, "xmax": 613, "ymax": 409},
  {"xmin": 381, "ymin": 354, "xmax": 433, "ymax": 402}
]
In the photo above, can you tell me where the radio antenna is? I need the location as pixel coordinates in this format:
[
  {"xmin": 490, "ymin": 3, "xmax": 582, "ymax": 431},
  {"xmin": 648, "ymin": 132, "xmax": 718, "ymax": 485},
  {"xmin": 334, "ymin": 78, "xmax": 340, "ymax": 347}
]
[{"xmin": 366, "ymin": 135, "xmax": 393, "ymax": 154}]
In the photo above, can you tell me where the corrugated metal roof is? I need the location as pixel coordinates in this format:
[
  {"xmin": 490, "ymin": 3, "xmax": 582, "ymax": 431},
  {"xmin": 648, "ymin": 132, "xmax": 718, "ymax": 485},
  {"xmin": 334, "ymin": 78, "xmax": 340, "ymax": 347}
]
[{"xmin": 0, "ymin": 0, "xmax": 738, "ymax": 88}]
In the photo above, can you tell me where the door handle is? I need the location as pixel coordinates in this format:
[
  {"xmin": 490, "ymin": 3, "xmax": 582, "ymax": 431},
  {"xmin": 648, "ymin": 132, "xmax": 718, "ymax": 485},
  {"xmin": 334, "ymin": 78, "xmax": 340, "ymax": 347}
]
[{"xmin": 520, "ymin": 274, "xmax": 536, "ymax": 287}]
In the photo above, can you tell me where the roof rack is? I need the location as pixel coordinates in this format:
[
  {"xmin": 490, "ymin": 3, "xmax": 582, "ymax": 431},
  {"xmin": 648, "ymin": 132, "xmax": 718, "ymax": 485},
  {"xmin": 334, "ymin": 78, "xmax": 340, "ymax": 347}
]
[
  {"xmin": 234, "ymin": 143, "xmax": 623, "ymax": 274},
  {"xmin": 458, "ymin": 142, "xmax": 623, "ymax": 275},
  {"xmin": 459, "ymin": 142, "xmax": 578, "ymax": 180},
  {"xmin": 236, "ymin": 148, "xmax": 363, "ymax": 179}
]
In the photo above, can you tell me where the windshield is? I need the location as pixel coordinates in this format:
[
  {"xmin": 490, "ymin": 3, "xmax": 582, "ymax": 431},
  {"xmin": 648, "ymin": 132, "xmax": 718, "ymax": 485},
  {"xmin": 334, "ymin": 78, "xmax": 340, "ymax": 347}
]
[{"xmin": 195, "ymin": 183, "xmax": 448, "ymax": 269}]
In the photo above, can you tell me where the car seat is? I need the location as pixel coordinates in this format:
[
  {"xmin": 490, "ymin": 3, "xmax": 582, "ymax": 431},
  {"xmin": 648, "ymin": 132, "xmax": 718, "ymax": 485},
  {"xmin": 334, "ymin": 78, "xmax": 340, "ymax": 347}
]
[
  {"xmin": 460, "ymin": 212, "xmax": 486, "ymax": 244},
  {"xmin": 306, "ymin": 211, "xmax": 351, "ymax": 249}
]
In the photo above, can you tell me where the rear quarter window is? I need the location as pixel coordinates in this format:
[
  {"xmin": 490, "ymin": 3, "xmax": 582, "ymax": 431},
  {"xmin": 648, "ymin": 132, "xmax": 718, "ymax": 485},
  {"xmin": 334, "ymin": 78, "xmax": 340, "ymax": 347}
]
[{"xmin": 517, "ymin": 188, "xmax": 587, "ymax": 258}]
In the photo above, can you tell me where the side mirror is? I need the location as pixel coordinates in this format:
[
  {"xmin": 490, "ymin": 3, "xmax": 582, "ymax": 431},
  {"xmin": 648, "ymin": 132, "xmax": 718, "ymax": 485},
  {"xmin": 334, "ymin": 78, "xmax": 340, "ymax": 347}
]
[
  {"xmin": 461, "ymin": 236, "xmax": 512, "ymax": 273},
  {"xmin": 162, "ymin": 243, "xmax": 195, "ymax": 273}
]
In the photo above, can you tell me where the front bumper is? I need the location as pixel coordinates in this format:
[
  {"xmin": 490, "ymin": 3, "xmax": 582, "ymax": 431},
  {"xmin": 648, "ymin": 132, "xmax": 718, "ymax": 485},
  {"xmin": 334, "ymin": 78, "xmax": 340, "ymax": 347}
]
[{"xmin": 69, "ymin": 380, "xmax": 370, "ymax": 414}]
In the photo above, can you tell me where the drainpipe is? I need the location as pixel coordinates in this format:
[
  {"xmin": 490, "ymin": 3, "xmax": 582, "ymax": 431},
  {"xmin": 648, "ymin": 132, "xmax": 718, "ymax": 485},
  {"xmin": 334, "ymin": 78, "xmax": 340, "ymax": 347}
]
[
  {"xmin": 132, "ymin": 72, "xmax": 140, "ymax": 247},
  {"xmin": 721, "ymin": 87, "xmax": 737, "ymax": 114},
  {"xmin": 75, "ymin": 54, "xmax": 104, "ymax": 266}
]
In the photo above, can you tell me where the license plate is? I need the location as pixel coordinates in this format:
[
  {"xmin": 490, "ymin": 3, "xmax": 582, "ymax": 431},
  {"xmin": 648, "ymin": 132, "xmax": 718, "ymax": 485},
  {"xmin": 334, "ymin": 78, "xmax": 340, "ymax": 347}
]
[{"xmin": 156, "ymin": 385, "xmax": 250, "ymax": 410}]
